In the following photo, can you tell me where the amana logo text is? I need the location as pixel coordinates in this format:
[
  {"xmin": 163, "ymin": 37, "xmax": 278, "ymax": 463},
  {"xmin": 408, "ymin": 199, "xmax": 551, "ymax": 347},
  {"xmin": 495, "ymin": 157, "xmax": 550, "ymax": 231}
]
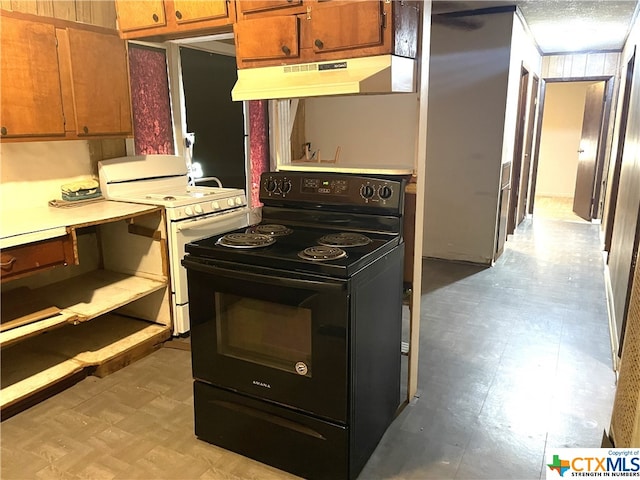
[{"xmin": 252, "ymin": 380, "xmax": 271, "ymax": 389}]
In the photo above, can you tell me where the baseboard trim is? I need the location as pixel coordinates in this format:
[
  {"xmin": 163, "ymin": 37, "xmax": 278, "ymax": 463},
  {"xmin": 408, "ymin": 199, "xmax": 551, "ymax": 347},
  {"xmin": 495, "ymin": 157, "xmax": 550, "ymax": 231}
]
[{"xmin": 603, "ymin": 259, "xmax": 621, "ymax": 371}]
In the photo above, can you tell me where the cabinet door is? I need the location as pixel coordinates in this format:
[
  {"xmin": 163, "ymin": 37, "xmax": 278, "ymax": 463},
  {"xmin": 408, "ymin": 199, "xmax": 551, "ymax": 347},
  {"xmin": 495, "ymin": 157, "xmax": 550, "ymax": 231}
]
[
  {"xmin": 173, "ymin": 0, "xmax": 229, "ymax": 24},
  {"xmin": 0, "ymin": 17, "xmax": 65, "ymax": 138},
  {"xmin": 238, "ymin": 0, "xmax": 303, "ymax": 16},
  {"xmin": 234, "ymin": 16, "xmax": 300, "ymax": 65},
  {"xmin": 114, "ymin": 0, "xmax": 167, "ymax": 32},
  {"xmin": 310, "ymin": 1, "xmax": 383, "ymax": 54},
  {"xmin": 66, "ymin": 29, "xmax": 133, "ymax": 136}
]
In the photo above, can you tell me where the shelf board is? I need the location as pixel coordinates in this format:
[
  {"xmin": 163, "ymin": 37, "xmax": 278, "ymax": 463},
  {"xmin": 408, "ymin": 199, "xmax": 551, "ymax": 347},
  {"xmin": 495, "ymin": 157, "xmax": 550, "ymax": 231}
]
[
  {"xmin": 0, "ymin": 314, "xmax": 170, "ymax": 411},
  {"xmin": 0, "ymin": 311, "xmax": 78, "ymax": 348},
  {"xmin": 37, "ymin": 269, "xmax": 167, "ymax": 321}
]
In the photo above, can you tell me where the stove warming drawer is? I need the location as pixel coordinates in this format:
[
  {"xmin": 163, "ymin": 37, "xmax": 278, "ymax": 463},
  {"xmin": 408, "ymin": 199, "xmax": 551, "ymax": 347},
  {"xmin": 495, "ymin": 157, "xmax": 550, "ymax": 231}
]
[{"xmin": 194, "ymin": 381, "xmax": 348, "ymax": 480}]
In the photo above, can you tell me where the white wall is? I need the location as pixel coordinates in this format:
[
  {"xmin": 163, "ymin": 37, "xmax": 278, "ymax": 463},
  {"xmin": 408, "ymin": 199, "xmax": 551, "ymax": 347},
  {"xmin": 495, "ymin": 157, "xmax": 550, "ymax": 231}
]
[
  {"xmin": 536, "ymin": 81, "xmax": 597, "ymax": 198},
  {"xmin": 303, "ymin": 93, "xmax": 418, "ymax": 168},
  {"xmin": 423, "ymin": 12, "xmax": 514, "ymax": 264},
  {"xmin": 0, "ymin": 141, "xmax": 96, "ymax": 210}
]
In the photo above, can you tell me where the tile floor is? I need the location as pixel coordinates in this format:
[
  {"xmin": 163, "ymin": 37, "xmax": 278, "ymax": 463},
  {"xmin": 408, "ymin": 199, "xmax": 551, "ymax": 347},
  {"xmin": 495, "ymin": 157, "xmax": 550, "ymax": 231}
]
[{"xmin": 1, "ymin": 215, "xmax": 617, "ymax": 479}]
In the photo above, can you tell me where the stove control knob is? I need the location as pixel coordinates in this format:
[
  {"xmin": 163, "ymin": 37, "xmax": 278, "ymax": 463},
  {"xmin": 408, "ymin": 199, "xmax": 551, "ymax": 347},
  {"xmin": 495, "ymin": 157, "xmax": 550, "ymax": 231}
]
[
  {"xmin": 227, "ymin": 198, "xmax": 235, "ymax": 207},
  {"xmin": 282, "ymin": 180, "xmax": 292, "ymax": 194},
  {"xmin": 235, "ymin": 197, "xmax": 243, "ymax": 206},
  {"xmin": 194, "ymin": 205, "xmax": 203, "ymax": 214},
  {"xmin": 185, "ymin": 206, "xmax": 194, "ymax": 216},
  {"xmin": 265, "ymin": 179, "xmax": 277, "ymax": 192},
  {"xmin": 379, "ymin": 185, "xmax": 393, "ymax": 199},
  {"xmin": 360, "ymin": 184, "xmax": 375, "ymax": 199},
  {"xmin": 212, "ymin": 201, "xmax": 220, "ymax": 210}
]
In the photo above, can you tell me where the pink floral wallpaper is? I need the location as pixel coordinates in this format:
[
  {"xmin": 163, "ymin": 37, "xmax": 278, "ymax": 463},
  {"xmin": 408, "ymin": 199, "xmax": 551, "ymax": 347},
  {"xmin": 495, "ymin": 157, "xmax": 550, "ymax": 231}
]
[
  {"xmin": 248, "ymin": 100, "xmax": 269, "ymax": 207},
  {"xmin": 128, "ymin": 45, "xmax": 174, "ymax": 155}
]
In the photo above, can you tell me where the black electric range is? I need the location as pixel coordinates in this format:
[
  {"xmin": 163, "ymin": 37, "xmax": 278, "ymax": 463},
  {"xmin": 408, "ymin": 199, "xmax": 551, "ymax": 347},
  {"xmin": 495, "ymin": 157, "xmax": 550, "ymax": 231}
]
[{"xmin": 183, "ymin": 171, "xmax": 407, "ymax": 480}]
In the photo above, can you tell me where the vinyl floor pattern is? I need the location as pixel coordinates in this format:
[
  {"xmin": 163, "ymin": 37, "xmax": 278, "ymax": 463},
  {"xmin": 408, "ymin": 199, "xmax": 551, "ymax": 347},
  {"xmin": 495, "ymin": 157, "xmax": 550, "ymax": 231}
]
[{"xmin": 1, "ymin": 216, "xmax": 616, "ymax": 480}]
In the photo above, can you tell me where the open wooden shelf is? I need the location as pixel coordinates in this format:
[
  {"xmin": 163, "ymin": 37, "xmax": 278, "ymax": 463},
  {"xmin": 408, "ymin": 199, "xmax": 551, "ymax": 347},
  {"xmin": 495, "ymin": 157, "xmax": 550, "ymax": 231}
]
[
  {"xmin": 0, "ymin": 270, "xmax": 166, "ymax": 348},
  {"xmin": 37, "ymin": 269, "xmax": 167, "ymax": 321},
  {"xmin": 0, "ymin": 313, "xmax": 170, "ymax": 411}
]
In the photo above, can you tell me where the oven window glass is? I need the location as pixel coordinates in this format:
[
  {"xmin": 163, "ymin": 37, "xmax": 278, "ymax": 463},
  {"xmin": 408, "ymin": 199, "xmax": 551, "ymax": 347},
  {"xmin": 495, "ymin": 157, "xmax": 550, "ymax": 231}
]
[{"xmin": 215, "ymin": 294, "xmax": 312, "ymax": 377}]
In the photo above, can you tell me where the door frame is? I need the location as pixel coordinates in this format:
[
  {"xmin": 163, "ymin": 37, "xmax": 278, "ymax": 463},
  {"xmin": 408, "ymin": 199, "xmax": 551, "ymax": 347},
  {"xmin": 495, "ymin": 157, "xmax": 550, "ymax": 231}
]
[
  {"xmin": 517, "ymin": 73, "xmax": 539, "ymax": 224},
  {"xmin": 507, "ymin": 65, "xmax": 529, "ymax": 235},
  {"xmin": 605, "ymin": 49, "xmax": 636, "ymax": 253},
  {"xmin": 528, "ymin": 75, "xmax": 615, "ymax": 220}
]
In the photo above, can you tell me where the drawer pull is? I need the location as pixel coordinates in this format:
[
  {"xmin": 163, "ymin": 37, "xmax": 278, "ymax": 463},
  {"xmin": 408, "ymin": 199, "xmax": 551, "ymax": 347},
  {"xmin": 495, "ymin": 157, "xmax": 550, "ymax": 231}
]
[
  {"xmin": 281, "ymin": 45, "xmax": 291, "ymax": 56},
  {"xmin": 0, "ymin": 257, "xmax": 17, "ymax": 268},
  {"xmin": 152, "ymin": 13, "xmax": 159, "ymax": 22},
  {"xmin": 175, "ymin": 10, "xmax": 182, "ymax": 19},
  {"xmin": 314, "ymin": 39, "xmax": 324, "ymax": 49}
]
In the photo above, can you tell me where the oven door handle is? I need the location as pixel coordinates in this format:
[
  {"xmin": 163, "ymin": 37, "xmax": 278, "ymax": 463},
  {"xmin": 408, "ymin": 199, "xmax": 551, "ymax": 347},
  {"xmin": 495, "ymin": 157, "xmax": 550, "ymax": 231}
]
[
  {"xmin": 175, "ymin": 209, "xmax": 247, "ymax": 232},
  {"xmin": 182, "ymin": 258, "xmax": 347, "ymax": 291}
]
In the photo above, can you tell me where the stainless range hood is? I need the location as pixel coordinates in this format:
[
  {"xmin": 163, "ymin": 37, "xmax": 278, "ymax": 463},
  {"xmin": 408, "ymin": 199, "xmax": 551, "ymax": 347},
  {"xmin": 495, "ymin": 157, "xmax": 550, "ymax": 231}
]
[{"xmin": 231, "ymin": 54, "xmax": 416, "ymax": 101}]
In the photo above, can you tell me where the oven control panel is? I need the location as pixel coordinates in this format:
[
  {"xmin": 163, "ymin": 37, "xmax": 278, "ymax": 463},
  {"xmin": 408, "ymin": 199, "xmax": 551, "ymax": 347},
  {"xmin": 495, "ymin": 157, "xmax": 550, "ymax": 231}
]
[{"xmin": 260, "ymin": 172, "xmax": 405, "ymax": 212}]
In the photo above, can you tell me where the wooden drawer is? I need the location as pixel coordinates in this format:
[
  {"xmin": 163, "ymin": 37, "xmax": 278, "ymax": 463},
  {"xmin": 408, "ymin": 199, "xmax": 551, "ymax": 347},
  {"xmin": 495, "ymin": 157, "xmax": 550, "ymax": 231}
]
[
  {"xmin": 1, "ymin": 232, "xmax": 77, "ymax": 282},
  {"xmin": 236, "ymin": 0, "xmax": 305, "ymax": 20}
]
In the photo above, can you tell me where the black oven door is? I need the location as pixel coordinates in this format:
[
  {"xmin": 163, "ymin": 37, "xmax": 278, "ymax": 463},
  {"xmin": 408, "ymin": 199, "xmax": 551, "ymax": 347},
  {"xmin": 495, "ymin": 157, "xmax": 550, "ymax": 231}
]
[{"xmin": 183, "ymin": 257, "xmax": 349, "ymax": 423}]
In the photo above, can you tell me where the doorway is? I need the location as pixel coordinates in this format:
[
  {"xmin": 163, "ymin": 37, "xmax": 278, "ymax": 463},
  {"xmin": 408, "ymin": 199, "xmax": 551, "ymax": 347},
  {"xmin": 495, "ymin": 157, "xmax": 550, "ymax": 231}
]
[
  {"xmin": 530, "ymin": 79, "xmax": 608, "ymax": 223},
  {"xmin": 179, "ymin": 46, "xmax": 247, "ymax": 190}
]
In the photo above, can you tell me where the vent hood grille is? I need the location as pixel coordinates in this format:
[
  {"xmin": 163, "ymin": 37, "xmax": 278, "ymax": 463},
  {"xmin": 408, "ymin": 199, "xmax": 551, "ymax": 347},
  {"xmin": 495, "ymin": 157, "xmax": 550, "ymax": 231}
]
[{"xmin": 231, "ymin": 55, "xmax": 416, "ymax": 101}]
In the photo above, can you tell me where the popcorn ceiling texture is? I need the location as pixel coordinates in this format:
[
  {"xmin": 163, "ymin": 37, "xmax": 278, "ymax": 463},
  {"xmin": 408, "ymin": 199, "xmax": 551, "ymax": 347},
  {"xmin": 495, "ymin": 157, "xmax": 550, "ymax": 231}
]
[
  {"xmin": 249, "ymin": 100, "xmax": 269, "ymax": 207},
  {"xmin": 129, "ymin": 45, "xmax": 175, "ymax": 155}
]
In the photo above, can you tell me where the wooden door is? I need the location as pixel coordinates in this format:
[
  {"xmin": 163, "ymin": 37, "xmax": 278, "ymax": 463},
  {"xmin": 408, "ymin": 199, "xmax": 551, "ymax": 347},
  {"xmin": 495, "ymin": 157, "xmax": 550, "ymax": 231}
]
[
  {"xmin": 234, "ymin": 16, "xmax": 300, "ymax": 65},
  {"xmin": 0, "ymin": 16, "xmax": 65, "ymax": 138},
  {"xmin": 309, "ymin": 1, "xmax": 383, "ymax": 54},
  {"xmin": 573, "ymin": 82, "xmax": 606, "ymax": 221},
  {"xmin": 507, "ymin": 67, "xmax": 529, "ymax": 235},
  {"xmin": 606, "ymin": 51, "xmax": 636, "ymax": 253},
  {"xmin": 114, "ymin": 0, "xmax": 166, "ymax": 32},
  {"xmin": 173, "ymin": 0, "xmax": 229, "ymax": 24},
  {"xmin": 517, "ymin": 74, "xmax": 539, "ymax": 225},
  {"xmin": 66, "ymin": 29, "xmax": 132, "ymax": 136}
]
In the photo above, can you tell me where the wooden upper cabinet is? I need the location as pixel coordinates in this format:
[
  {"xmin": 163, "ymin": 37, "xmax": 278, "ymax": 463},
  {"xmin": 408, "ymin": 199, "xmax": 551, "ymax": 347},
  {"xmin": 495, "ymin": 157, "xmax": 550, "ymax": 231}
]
[
  {"xmin": 308, "ymin": 1, "xmax": 384, "ymax": 54},
  {"xmin": 173, "ymin": 0, "xmax": 229, "ymax": 24},
  {"xmin": 115, "ymin": 0, "xmax": 235, "ymax": 39},
  {"xmin": 234, "ymin": 0, "xmax": 419, "ymax": 69},
  {"xmin": 114, "ymin": 0, "xmax": 167, "ymax": 32},
  {"xmin": 0, "ymin": 16, "xmax": 65, "ymax": 138},
  {"xmin": 234, "ymin": 16, "xmax": 300, "ymax": 63},
  {"xmin": 66, "ymin": 29, "xmax": 132, "ymax": 136},
  {"xmin": 236, "ymin": 0, "xmax": 305, "ymax": 19}
]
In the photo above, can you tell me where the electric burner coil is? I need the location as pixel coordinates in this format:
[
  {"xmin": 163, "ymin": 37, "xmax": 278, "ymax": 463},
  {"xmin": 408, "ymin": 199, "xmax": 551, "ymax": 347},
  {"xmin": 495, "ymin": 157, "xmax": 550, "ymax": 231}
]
[
  {"xmin": 318, "ymin": 232, "xmax": 372, "ymax": 248},
  {"xmin": 298, "ymin": 245, "xmax": 347, "ymax": 261},
  {"xmin": 217, "ymin": 233, "xmax": 276, "ymax": 249}
]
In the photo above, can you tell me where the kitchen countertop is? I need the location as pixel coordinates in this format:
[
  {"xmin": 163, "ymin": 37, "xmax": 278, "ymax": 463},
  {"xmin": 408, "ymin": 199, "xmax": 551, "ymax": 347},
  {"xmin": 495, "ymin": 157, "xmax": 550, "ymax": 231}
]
[
  {"xmin": 0, "ymin": 200, "xmax": 160, "ymax": 249},
  {"xmin": 277, "ymin": 163, "xmax": 414, "ymax": 175}
]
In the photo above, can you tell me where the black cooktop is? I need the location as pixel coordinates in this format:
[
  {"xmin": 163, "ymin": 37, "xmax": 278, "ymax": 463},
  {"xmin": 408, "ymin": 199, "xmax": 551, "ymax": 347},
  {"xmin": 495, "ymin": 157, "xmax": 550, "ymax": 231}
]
[{"xmin": 184, "ymin": 223, "xmax": 401, "ymax": 278}]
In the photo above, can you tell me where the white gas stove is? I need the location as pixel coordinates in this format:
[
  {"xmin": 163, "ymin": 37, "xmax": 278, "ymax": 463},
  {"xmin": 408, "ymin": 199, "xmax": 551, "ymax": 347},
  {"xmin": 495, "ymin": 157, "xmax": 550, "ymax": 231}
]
[{"xmin": 98, "ymin": 155, "xmax": 249, "ymax": 335}]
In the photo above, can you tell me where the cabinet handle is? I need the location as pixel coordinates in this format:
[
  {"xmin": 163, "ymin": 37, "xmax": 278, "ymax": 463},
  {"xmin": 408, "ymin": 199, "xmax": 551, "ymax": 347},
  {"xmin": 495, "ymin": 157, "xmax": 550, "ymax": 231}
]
[
  {"xmin": 0, "ymin": 257, "xmax": 16, "ymax": 268},
  {"xmin": 0, "ymin": 126, "xmax": 6, "ymax": 136},
  {"xmin": 83, "ymin": 126, "xmax": 89, "ymax": 134},
  {"xmin": 314, "ymin": 39, "xmax": 324, "ymax": 49},
  {"xmin": 175, "ymin": 10, "xmax": 182, "ymax": 19},
  {"xmin": 152, "ymin": 13, "xmax": 159, "ymax": 22},
  {"xmin": 281, "ymin": 45, "xmax": 291, "ymax": 56}
]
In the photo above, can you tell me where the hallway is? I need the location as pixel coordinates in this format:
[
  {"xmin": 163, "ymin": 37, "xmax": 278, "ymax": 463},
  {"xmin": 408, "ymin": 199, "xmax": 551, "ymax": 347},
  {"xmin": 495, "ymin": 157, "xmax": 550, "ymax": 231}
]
[
  {"xmin": 0, "ymin": 217, "xmax": 617, "ymax": 479},
  {"xmin": 361, "ymin": 216, "xmax": 617, "ymax": 479}
]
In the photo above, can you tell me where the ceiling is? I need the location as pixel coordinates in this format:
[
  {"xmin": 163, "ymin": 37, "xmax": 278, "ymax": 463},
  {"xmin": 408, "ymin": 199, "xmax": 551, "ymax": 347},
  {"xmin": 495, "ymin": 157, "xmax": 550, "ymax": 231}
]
[{"xmin": 433, "ymin": 0, "xmax": 640, "ymax": 53}]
